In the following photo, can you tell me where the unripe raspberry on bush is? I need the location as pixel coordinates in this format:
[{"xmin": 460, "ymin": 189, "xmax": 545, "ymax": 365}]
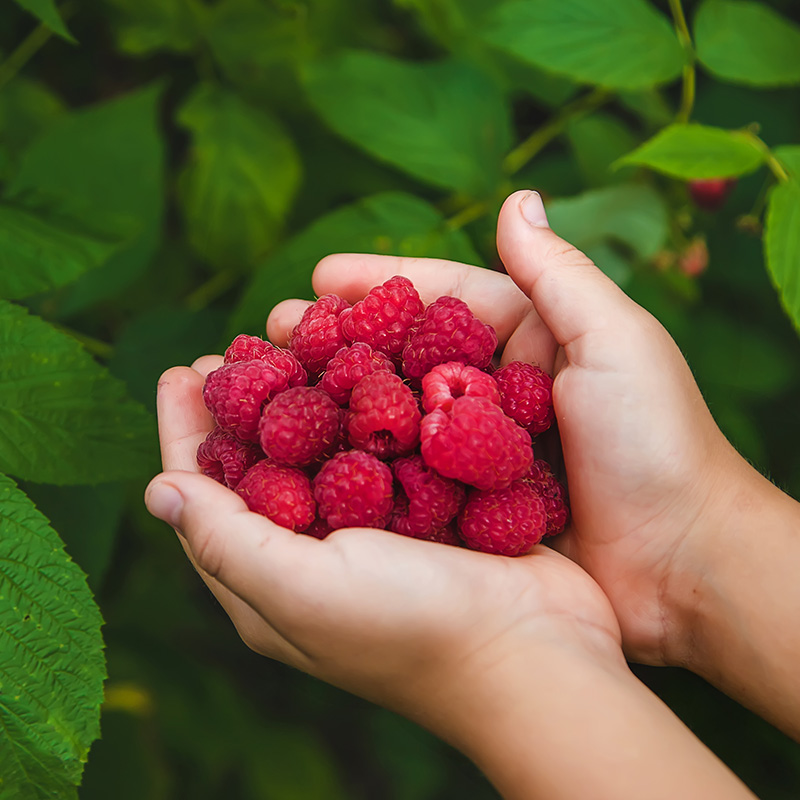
[{"xmin": 197, "ymin": 274, "xmax": 569, "ymax": 555}]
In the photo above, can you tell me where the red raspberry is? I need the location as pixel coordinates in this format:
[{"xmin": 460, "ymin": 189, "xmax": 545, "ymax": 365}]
[
  {"xmin": 235, "ymin": 460, "xmax": 315, "ymax": 532},
  {"xmin": 304, "ymin": 517, "xmax": 334, "ymax": 540},
  {"xmin": 289, "ymin": 294, "xmax": 351, "ymax": 376},
  {"xmin": 421, "ymin": 362, "xmax": 500, "ymax": 413},
  {"xmin": 203, "ymin": 361, "xmax": 291, "ymax": 441},
  {"xmin": 313, "ymin": 450, "xmax": 394, "ymax": 529},
  {"xmin": 196, "ymin": 426, "xmax": 262, "ymax": 490},
  {"xmin": 688, "ymin": 177, "xmax": 737, "ymax": 212},
  {"xmin": 402, "ymin": 296, "xmax": 498, "ymax": 381},
  {"xmin": 459, "ymin": 481, "xmax": 547, "ymax": 556},
  {"xmin": 420, "ymin": 396, "xmax": 533, "ymax": 491},
  {"xmin": 345, "ymin": 372, "xmax": 421, "ymax": 459},
  {"xmin": 390, "ymin": 454, "xmax": 466, "ymax": 538},
  {"xmin": 424, "ymin": 523, "xmax": 463, "ymax": 547},
  {"xmin": 319, "ymin": 343, "xmax": 396, "ymax": 405},
  {"xmin": 524, "ymin": 460, "xmax": 569, "ymax": 537},
  {"xmin": 224, "ymin": 335, "xmax": 307, "ymax": 386},
  {"xmin": 494, "ymin": 361, "xmax": 554, "ymax": 436},
  {"xmin": 258, "ymin": 387, "xmax": 341, "ymax": 466},
  {"xmin": 339, "ymin": 276, "xmax": 424, "ymax": 359}
]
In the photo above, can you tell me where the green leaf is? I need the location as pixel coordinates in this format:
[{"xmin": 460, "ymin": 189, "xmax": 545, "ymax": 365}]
[
  {"xmin": 694, "ymin": 0, "xmax": 800, "ymax": 87},
  {"xmin": 176, "ymin": 84, "xmax": 301, "ymax": 271},
  {"xmin": 566, "ymin": 112, "xmax": 638, "ymax": 187},
  {"xmin": 0, "ymin": 300, "xmax": 156, "ymax": 484},
  {"xmin": 12, "ymin": 0, "xmax": 75, "ymax": 42},
  {"xmin": 615, "ymin": 123, "xmax": 765, "ymax": 179},
  {"xmin": 547, "ymin": 183, "xmax": 669, "ymax": 267},
  {"xmin": 765, "ymin": 177, "xmax": 800, "ymax": 332},
  {"xmin": 6, "ymin": 84, "xmax": 165, "ymax": 315},
  {"xmin": 230, "ymin": 192, "xmax": 482, "ymax": 337},
  {"xmin": 478, "ymin": 0, "xmax": 683, "ymax": 89},
  {"xmin": 0, "ymin": 474, "xmax": 105, "ymax": 797},
  {"xmin": 100, "ymin": 0, "xmax": 201, "ymax": 55},
  {"xmin": 303, "ymin": 52, "xmax": 511, "ymax": 194},
  {"xmin": 774, "ymin": 145, "xmax": 800, "ymax": 180},
  {"xmin": 0, "ymin": 199, "xmax": 132, "ymax": 300},
  {"xmin": 0, "ymin": 79, "xmax": 65, "ymax": 179}
]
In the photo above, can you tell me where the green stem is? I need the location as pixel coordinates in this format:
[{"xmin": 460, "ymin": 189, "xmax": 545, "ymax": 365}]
[
  {"xmin": 186, "ymin": 268, "xmax": 240, "ymax": 311},
  {"xmin": 53, "ymin": 324, "xmax": 114, "ymax": 360},
  {"xmin": 0, "ymin": 2, "xmax": 76, "ymax": 91},
  {"xmin": 668, "ymin": 0, "xmax": 696, "ymax": 123},
  {"xmin": 502, "ymin": 87, "xmax": 610, "ymax": 175},
  {"xmin": 742, "ymin": 131, "xmax": 791, "ymax": 183}
]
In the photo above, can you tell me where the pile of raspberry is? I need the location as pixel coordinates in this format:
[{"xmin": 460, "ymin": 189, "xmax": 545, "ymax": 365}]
[{"xmin": 197, "ymin": 276, "xmax": 568, "ymax": 556}]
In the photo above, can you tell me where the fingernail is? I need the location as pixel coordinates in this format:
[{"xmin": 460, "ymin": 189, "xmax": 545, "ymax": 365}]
[
  {"xmin": 145, "ymin": 480, "xmax": 184, "ymax": 528},
  {"xmin": 520, "ymin": 191, "xmax": 549, "ymax": 228}
]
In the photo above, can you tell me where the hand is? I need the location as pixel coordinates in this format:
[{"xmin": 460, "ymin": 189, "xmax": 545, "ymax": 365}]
[
  {"xmin": 267, "ymin": 190, "xmax": 747, "ymax": 667},
  {"xmin": 145, "ymin": 355, "xmax": 623, "ymax": 741}
]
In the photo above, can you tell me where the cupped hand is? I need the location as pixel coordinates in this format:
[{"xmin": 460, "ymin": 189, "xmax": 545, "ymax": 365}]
[
  {"xmin": 267, "ymin": 190, "xmax": 745, "ymax": 667},
  {"xmin": 145, "ymin": 356, "xmax": 622, "ymax": 738}
]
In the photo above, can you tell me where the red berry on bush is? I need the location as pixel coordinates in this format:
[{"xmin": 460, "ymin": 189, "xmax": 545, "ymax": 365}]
[{"xmin": 688, "ymin": 178, "xmax": 737, "ymax": 212}]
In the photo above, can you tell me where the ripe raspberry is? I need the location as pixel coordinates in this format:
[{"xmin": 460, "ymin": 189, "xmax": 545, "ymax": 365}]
[
  {"xmin": 421, "ymin": 362, "xmax": 500, "ymax": 414},
  {"xmin": 688, "ymin": 177, "xmax": 737, "ymax": 212},
  {"xmin": 224, "ymin": 334, "xmax": 307, "ymax": 386},
  {"xmin": 494, "ymin": 361, "xmax": 554, "ymax": 436},
  {"xmin": 304, "ymin": 517, "xmax": 333, "ymax": 540},
  {"xmin": 235, "ymin": 460, "xmax": 315, "ymax": 532},
  {"xmin": 423, "ymin": 523, "xmax": 463, "ymax": 547},
  {"xmin": 319, "ymin": 343, "xmax": 396, "ymax": 405},
  {"xmin": 339, "ymin": 276, "xmax": 424, "ymax": 359},
  {"xmin": 258, "ymin": 387, "xmax": 341, "ymax": 466},
  {"xmin": 402, "ymin": 296, "xmax": 497, "ymax": 381},
  {"xmin": 459, "ymin": 481, "xmax": 547, "ymax": 556},
  {"xmin": 420, "ymin": 396, "xmax": 533, "ymax": 491},
  {"xmin": 313, "ymin": 450, "xmax": 394, "ymax": 529},
  {"xmin": 289, "ymin": 294, "xmax": 351, "ymax": 376},
  {"xmin": 524, "ymin": 460, "xmax": 569, "ymax": 537},
  {"xmin": 345, "ymin": 372, "xmax": 421, "ymax": 459},
  {"xmin": 390, "ymin": 454, "xmax": 466, "ymax": 538},
  {"xmin": 196, "ymin": 427, "xmax": 262, "ymax": 490},
  {"xmin": 203, "ymin": 361, "xmax": 291, "ymax": 441}
]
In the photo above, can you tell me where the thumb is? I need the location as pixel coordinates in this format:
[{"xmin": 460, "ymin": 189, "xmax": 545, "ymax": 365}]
[{"xmin": 497, "ymin": 190, "xmax": 645, "ymax": 356}]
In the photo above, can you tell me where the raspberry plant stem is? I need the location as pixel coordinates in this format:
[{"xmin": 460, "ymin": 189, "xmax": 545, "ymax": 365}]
[
  {"xmin": 0, "ymin": 2, "xmax": 76, "ymax": 91},
  {"xmin": 668, "ymin": 0, "xmax": 696, "ymax": 123}
]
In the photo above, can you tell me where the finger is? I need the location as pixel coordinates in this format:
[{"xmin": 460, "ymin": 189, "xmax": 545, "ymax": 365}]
[
  {"xmin": 497, "ymin": 191, "xmax": 647, "ymax": 365},
  {"xmin": 311, "ymin": 253, "xmax": 536, "ymax": 346},
  {"xmin": 145, "ymin": 471, "xmax": 319, "ymax": 634},
  {"xmin": 266, "ymin": 299, "xmax": 313, "ymax": 348},
  {"xmin": 157, "ymin": 367, "xmax": 214, "ymax": 472},
  {"xmin": 191, "ymin": 354, "xmax": 223, "ymax": 377}
]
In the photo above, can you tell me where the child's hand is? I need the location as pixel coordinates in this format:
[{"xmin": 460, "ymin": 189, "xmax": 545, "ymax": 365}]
[
  {"xmin": 146, "ymin": 357, "xmax": 622, "ymax": 737},
  {"xmin": 267, "ymin": 191, "xmax": 744, "ymax": 670}
]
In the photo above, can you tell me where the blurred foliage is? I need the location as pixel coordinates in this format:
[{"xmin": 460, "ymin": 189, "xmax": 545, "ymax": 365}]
[{"xmin": 1, "ymin": 0, "xmax": 800, "ymax": 796}]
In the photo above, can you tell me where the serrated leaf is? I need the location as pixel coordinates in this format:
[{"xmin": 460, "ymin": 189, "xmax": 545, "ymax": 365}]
[
  {"xmin": 547, "ymin": 184, "xmax": 669, "ymax": 262},
  {"xmin": 230, "ymin": 192, "xmax": 482, "ymax": 337},
  {"xmin": 0, "ymin": 300, "xmax": 156, "ymax": 484},
  {"xmin": 176, "ymin": 84, "xmax": 301, "ymax": 271},
  {"xmin": 303, "ymin": 52, "xmax": 511, "ymax": 194},
  {"xmin": 0, "ymin": 199, "xmax": 132, "ymax": 300},
  {"xmin": 6, "ymin": 84, "xmax": 165, "ymax": 315},
  {"xmin": 615, "ymin": 123, "xmax": 765, "ymax": 179},
  {"xmin": 765, "ymin": 178, "xmax": 800, "ymax": 333},
  {"xmin": 694, "ymin": 0, "xmax": 800, "ymax": 87},
  {"xmin": 478, "ymin": 0, "xmax": 683, "ymax": 90},
  {"xmin": 0, "ymin": 474, "xmax": 105, "ymax": 798},
  {"xmin": 101, "ymin": 0, "xmax": 201, "ymax": 55},
  {"xmin": 12, "ymin": 0, "xmax": 75, "ymax": 42}
]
